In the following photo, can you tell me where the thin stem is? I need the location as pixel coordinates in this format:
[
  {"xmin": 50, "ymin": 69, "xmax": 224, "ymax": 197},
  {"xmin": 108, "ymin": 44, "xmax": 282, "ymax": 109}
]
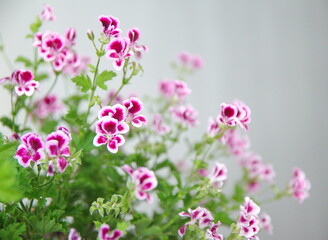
[
  {"xmin": 41, "ymin": 73, "xmax": 59, "ymax": 100},
  {"xmin": 10, "ymin": 90, "xmax": 16, "ymax": 129},
  {"xmin": 0, "ymin": 34, "xmax": 14, "ymax": 71}
]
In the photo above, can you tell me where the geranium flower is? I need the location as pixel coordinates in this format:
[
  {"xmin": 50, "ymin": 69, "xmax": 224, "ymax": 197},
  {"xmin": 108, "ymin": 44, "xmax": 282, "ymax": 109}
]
[
  {"xmin": 46, "ymin": 130, "xmax": 71, "ymax": 173},
  {"xmin": 99, "ymin": 15, "xmax": 121, "ymax": 38},
  {"xmin": 123, "ymin": 97, "xmax": 147, "ymax": 127},
  {"xmin": 289, "ymin": 168, "xmax": 311, "ymax": 203},
  {"xmin": 127, "ymin": 28, "xmax": 148, "ymax": 59},
  {"xmin": 106, "ymin": 38, "xmax": 133, "ymax": 71},
  {"xmin": 40, "ymin": 5, "xmax": 55, "ymax": 21},
  {"xmin": 98, "ymin": 224, "xmax": 122, "ymax": 240},
  {"xmin": 122, "ymin": 164, "xmax": 158, "ymax": 203},
  {"xmin": 68, "ymin": 228, "xmax": 81, "ymax": 240},
  {"xmin": 15, "ymin": 133, "xmax": 45, "ymax": 167},
  {"xmin": 206, "ymin": 222, "xmax": 223, "ymax": 240},
  {"xmin": 10, "ymin": 70, "xmax": 39, "ymax": 96},
  {"xmin": 170, "ymin": 105, "xmax": 198, "ymax": 127},
  {"xmin": 93, "ymin": 117, "xmax": 126, "ymax": 153},
  {"xmin": 178, "ymin": 207, "xmax": 214, "ymax": 237},
  {"xmin": 152, "ymin": 114, "xmax": 170, "ymax": 135}
]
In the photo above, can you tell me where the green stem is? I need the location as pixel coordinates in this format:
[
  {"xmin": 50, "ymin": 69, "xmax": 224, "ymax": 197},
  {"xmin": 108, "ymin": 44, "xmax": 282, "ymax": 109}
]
[
  {"xmin": 41, "ymin": 73, "xmax": 59, "ymax": 100},
  {"xmin": 84, "ymin": 44, "xmax": 104, "ymax": 126},
  {"xmin": 38, "ymin": 176, "xmax": 55, "ymax": 188},
  {"xmin": 10, "ymin": 90, "xmax": 16, "ymax": 131}
]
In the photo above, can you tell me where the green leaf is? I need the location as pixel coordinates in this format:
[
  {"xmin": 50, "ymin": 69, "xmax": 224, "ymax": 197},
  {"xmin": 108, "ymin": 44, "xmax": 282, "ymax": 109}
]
[
  {"xmin": 0, "ymin": 222, "xmax": 26, "ymax": 240},
  {"xmin": 30, "ymin": 15, "xmax": 42, "ymax": 33},
  {"xmin": 15, "ymin": 56, "xmax": 33, "ymax": 67},
  {"xmin": 96, "ymin": 70, "xmax": 116, "ymax": 90},
  {"xmin": 29, "ymin": 215, "xmax": 64, "ymax": 234},
  {"xmin": 232, "ymin": 182, "xmax": 245, "ymax": 203},
  {"xmin": 40, "ymin": 119, "xmax": 58, "ymax": 134},
  {"xmin": 0, "ymin": 142, "xmax": 22, "ymax": 203},
  {"xmin": 0, "ymin": 117, "xmax": 20, "ymax": 132},
  {"xmin": 71, "ymin": 74, "xmax": 92, "ymax": 92},
  {"xmin": 35, "ymin": 73, "xmax": 49, "ymax": 82}
]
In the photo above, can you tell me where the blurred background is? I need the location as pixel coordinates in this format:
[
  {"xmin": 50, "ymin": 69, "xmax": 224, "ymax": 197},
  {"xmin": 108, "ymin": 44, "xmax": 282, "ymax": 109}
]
[{"xmin": 0, "ymin": 0, "xmax": 327, "ymax": 239}]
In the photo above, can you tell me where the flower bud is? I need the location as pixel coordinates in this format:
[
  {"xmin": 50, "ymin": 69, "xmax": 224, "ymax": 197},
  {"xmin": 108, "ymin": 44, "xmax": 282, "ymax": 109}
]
[{"xmin": 87, "ymin": 29, "xmax": 94, "ymax": 41}]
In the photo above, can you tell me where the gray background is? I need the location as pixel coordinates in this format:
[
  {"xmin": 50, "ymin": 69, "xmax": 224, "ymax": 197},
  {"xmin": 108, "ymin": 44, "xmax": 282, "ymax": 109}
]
[{"xmin": 0, "ymin": 0, "xmax": 327, "ymax": 239}]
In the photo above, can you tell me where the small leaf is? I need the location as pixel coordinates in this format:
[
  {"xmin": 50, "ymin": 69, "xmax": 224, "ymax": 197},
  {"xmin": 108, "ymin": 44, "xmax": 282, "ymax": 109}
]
[
  {"xmin": 71, "ymin": 74, "xmax": 92, "ymax": 92},
  {"xmin": 30, "ymin": 15, "xmax": 42, "ymax": 33},
  {"xmin": 15, "ymin": 56, "xmax": 33, "ymax": 67},
  {"xmin": 96, "ymin": 70, "xmax": 116, "ymax": 90}
]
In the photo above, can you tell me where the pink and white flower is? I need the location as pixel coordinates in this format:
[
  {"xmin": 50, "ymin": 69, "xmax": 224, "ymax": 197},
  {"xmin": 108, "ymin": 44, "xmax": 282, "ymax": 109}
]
[
  {"xmin": 177, "ymin": 52, "xmax": 204, "ymax": 70},
  {"xmin": 159, "ymin": 79, "xmax": 191, "ymax": 101},
  {"xmin": 93, "ymin": 117, "xmax": 126, "ymax": 153},
  {"xmin": 208, "ymin": 117, "xmax": 220, "ymax": 137},
  {"xmin": 170, "ymin": 105, "xmax": 198, "ymax": 127},
  {"xmin": 98, "ymin": 104, "xmax": 129, "ymax": 133},
  {"xmin": 40, "ymin": 5, "xmax": 55, "ymax": 21},
  {"xmin": 98, "ymin": 224, "xmax": 122, "ymax": 240},
  {"xmin": 237, "ymin": 197, "xmax": 261, "ymax": 240},
  {"xmin": 65, "ymin": 28, "xmax": 76, "ymax": 47},
  {"xmin": 123, "ymin": 97, "xmax": 147, "ymax": 127},
  {"xmin": 206, "ymin": 222, "xmax": 223, "ymax": 240},
  {"xmin": 106, "ymin": 38, "xmax": 133, "ymax": 71},
  {"xmin": 68, "ymin": 228, "xmax": 81, "ymax": 240},
  {"xmin": 152, "ymin": 114, "xmax": 170, "ymax": 135},
  {"xmin": 260, "ymin": 213, "xmax": 273, "ymax": 234},
  {"xmin": 208, "ymin": 162, "xmax": 228, "ymax": 188},
  {"xmin": 127, "ymin": 28, "xmax": 148, "ymax": 59},
  {"xmin": 46, "ymin": 130, "xmax": 71, "ymax": 173},
  {"xmin": 218, "ymin": 100, "xmax": 251, "ymax": 131},
  {"xmin": 15, "ymin": 133, "xmax": 45, "ymax": 167},
  {"xmin": 122, "ymin": 165, "xmax": 158, "ymax": 203},
  {"xmin": 99, "ymin": 15, "xmax": 121, "ymax": 38},
  {"xmin": 33, "ymin": 94, "xmax": 62, "ymax": 119},
  {"xmin": 10, "ymin": 70, "xmax": 39, "ymax": 96},
  {"xmin": 289, "ymin": 168, "xmax": 311, "ymax": 203},
  {"xmin": 178, "ymin": 207, "xmax": 214, "ymax": 237},
  {"xmin": 222, "ymin": 129, "xmax": 250, "ymax": 156}
]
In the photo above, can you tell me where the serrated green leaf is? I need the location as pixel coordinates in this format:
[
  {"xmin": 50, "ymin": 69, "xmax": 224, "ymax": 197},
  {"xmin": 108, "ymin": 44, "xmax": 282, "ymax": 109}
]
[
  {"xmin": 0, "ymin": 222, "xmax": 26, "ymax": 240},
  {"xmin": 96, "ymin": 70, "xmax": 116, "ymax": 90},
  {"xmin": 29, "ymin": 215, "xmax": 64, "ymax": 234},
  {"xmin": 71, "ymin": 74, "xmax": 92, "ymax": 92}
]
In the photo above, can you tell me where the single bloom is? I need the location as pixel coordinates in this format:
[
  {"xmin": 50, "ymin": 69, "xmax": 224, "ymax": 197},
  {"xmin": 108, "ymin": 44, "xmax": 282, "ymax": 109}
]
[
  {"xmin": 170, "ymin": 105, "xmax": 198, "ymax": 127},
  {"xmin": 106, "ymin": 38, "xmax": 133, "ymax": 71},
  {"xmin": 10, "ymin": 70, "xmax": 39, "ymax": 96},
  {"xmin": 206, "ymin": 222, "xmax": 223, "ymax": 240},
  {"xmin": 123, "ymin": 97, "xmax": 147, "ymax": 127},
  {"xmin": 208, "ymin": 162, "xmax": 228, "ymax": 188},
  {"xmin": 99, "ymin": 15, "xmax": 121, "ymax": 38},
  {"xmin": 260, "ymin": 213, "xmax": 273, "ymax": 234},
  {"xmin": 178, "ymin": 207, "xmax": 214, "ymax": 237},
  {"xmin": 152, "ymin": 114, "xmax": 170, "ymax": 135},
  {"xmin": 93, "ymin": 117, "xmax": 126, "ymax": 153},
  {"xmin": 122, "ymin": 164, "xmax": 158, "ymax": 203},
  {"xmin": 15, "ymin": 132, "xmax": 45, "ymax": 167},
  {"xmin": 127, "ymin": 27, "xmax": 148, "ymax": 59},
  {"xmin": 68, "ymin": 228, "xmax": 81, "ymax": 240},
  {"xmin": 40, "ymin": 5, "xmax": 56, "ymax": 21},
  {"xmin": 98, "ymin": 224, "xmax": 122, "ymax": 240}
]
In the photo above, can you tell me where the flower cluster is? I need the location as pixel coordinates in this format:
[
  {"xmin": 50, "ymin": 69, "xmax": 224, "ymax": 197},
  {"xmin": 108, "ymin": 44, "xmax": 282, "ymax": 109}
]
[
  {"xmin": 0, "ymin": 70, "xmax": 39, "ymax": 96},
  {"xmin": 177, "ymin": 52, "xmax": 204, "ymax": 70},
  {"xmin": 221, "ymin": 129, "xmax": 250, "ymax": 156},
  {"xmin": 14, "ymin": 126, "xmax": 72, "ymax": 175},
  {"xmin": 178, "ymin": 207, "xmax": 223, "ymax": 240},
  {"xmin": 33, "ymin": 29, "xmax": 89, "ymax": 75},
  {"xmin": 237, "ymin": 197, "xmax": 261, "ymax": 240},
  {"xmin": 99, "ymin": 16, "xmax": 148, "ymax": 70},
  {"xmin": 33, "ymin": 94, "xmax": 62, "ymax": 119},
  {"xmin": 170, "ymin": 105, "xmax": 198, "ymax": 127},
  {"xmin": 93, "ymin": 97, "xmax": 147, "ymax": 153},
  {"xmin": 159, "ymin": 79, "xmax": 191, "ymax": 102},
  {"xmin": 289, "ymin": 168, "xmax": 311, "ymax": 203},
  {"xmin": 122, "ymin": 164, "xmax": 158, "ymax": 203},
  {"xmin": 40, "ymin": 5, "xmax": 56, "ymax": 21}
]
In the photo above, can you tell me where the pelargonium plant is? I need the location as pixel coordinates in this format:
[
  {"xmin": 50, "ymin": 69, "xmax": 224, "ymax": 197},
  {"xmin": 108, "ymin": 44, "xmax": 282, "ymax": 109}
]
[{"xmin": 0, "ymin": 5, "xmax": 310, "ymax": 240}]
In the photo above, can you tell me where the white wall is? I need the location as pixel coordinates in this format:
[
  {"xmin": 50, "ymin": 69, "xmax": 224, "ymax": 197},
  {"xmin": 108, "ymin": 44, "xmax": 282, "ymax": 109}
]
[{"xmin": 1, "ymin": 0, "xmax": 327, "ymax": 239}]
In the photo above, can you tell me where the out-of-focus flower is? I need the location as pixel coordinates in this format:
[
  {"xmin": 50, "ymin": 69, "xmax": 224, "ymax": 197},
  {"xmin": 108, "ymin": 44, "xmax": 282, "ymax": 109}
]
[
  {"xmin": 98, "ymin": 224, "xmax": 122, "ymax": 240},
  {"xmin": 68, "ymin": 228, "xmax": 81, "ymax": 240},
  {"xmin": 40, "ymin": 5, "xmax": 55, "ymax": 21},
  {"xmin": 159, "ymin": 79, "xmax": 191, "ymax": 101},
  {"xmin": 206, "ymin": 222, "xmax": 223, "ymax": 240},
  {"xmin": 260, "ymin": 213, "xmax": 273, "ymax": 234},
  {"xmin": 170, "ymin": 105, "xmax": 198, "ymax": 127},
  {"xmin": 152, "ymin": 114, "xmax": 170, "ymax": 135},
  {"xmin": 15, "ymin": 133, "xmax": 45, "ymax": 167},
  {"xmin": 33, "ymin": 94, "xmax": 62, "ymax": 119},
  {"xmin": 122, "ymin": 164, "xmax": 158, "ymax": 203},
  {"xmin": 289, "ymin": 168, "xmax": 311, "ymax": 203},
  {"xmin": 208, "ymin": 162, "xmax": 228, "ymax": 188},
  {"xmin": 177, "ymin": 52, "xmax": 204, "ymax": 70},
  {"xmin": 178, "ymin": 207, "xmax": 214, "ymax": 237}
]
